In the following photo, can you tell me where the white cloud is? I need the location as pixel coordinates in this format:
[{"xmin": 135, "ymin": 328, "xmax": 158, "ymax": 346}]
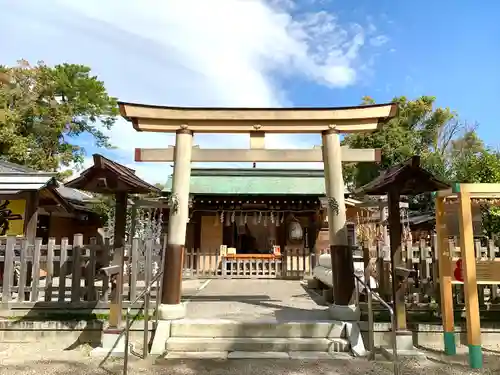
[
  {"xmin": 2, "ymin": 0, "xmax": 389, "ymax": 183},
  {"xmin": 370, "ymin": 35, "xmax": 390, "ymax": 47}
]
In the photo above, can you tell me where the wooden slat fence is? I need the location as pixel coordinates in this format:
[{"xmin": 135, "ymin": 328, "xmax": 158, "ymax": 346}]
[
  {"xmin": 0, "ymin": 234, "xmax": 162, "ymax": 306},
  {"xmin": 5, "ymin": 233, "xmax": 497, "ymax": 309},
  {"xmin": 182, "ymin": 248, "xmax": 334, "ymax": 279},
  {"xmin": 363, "ymin": 235, "xmax": 500, "ymax": 305}
]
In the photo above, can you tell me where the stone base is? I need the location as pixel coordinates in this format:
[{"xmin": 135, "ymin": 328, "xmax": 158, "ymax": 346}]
[
  {"xmin": 322, "ymin": 288, "xmax": 334, "ymax": 304},
  {"xmin": 328, "ymin": 304, "xmax": 361, "ymax": 321},
  {"xmin": 90, "ymin": 329, "xmax": 129, "ymax": 358},
  {"xmin": 158, "ymin": 303, "xmax": 186, "ymax": 320},
  {"xmin": 395, "ymin": 330, "xmax": 415, "ymax": 351},
  {"xmin": 379, "ymin": 330, "xmax": 424, "ymax": 359},
  {"xmin": 380, "ymin": 347, "xmax": 426, "ymax": 360},
  {"xmin": 342, "ymin": 322, "xmax": 366, "ymax": 357},
  {"xmin": 150, "ymin": 320, "xmax": 171, "ymax": 355}
]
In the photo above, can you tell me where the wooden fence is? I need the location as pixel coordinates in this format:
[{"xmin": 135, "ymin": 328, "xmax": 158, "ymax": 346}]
[
  {"xmin": 181, "ymin": 248, "xmax": 337, "ymax": 279},
  {"xmin": 0, "ymin": 234, "xmax": 333, "ymax": 308},
  {"xmin": 0, "ymin": 235, "xmax": 163, "ymax": 306},
  {"xmin": 365, "ymin": 235, "xmax": 500, "ymax": 305},
  {"xmin": 3, "ymin": 233, "xmax": 497, "ymax": 309}
]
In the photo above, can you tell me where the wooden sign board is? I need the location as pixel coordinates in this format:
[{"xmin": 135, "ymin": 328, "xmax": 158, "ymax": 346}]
[
  {"xmin": 273, "ymin": 245, "xmax": 281, "ymax": 256},
  {"xmin": 219, "ymin": 245, "xmax": 227, "ymax": 256},
  {"xmin": 451, "ymin": 260, "xmax": 500, "ymax": 284}
]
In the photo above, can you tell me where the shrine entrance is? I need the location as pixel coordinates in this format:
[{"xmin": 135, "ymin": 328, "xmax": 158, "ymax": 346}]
[{"xmin": 118, "ymin": 102, "xmax": 397, "ymax": 320}]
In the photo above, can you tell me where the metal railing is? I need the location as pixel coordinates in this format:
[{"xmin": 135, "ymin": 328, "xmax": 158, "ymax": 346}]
[
  {"xmin": 353, "ymin": 272, "xmax": 398, "ymax": 375},
  {"xmin": 123, "ymin": 267, "xmax": 163, "ymax": 375}
]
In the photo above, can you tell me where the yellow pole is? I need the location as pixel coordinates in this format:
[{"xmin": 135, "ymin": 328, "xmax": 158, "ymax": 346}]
[
  {"xmin": 457, "ymin": 188, "xmax": 482, "ymax": 369},
  {"xmin": 435, "ymin": 196, "xmax": 455, "ymax": 355}
]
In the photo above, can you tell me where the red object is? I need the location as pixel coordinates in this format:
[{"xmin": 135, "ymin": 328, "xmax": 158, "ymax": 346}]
[{"xmin": 454, "ymin": 259, "xmax": 464, "ymax": 282}]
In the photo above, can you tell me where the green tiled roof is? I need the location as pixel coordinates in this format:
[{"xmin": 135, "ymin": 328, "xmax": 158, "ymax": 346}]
[{"xmin": 164, "ymin": 168, "xmax": 343, "ymax": 195}]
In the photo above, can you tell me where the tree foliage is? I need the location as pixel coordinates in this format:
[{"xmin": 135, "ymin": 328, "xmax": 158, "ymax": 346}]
[
  {"xmin": 343, "ymin": 95, "xmax": 500, "ymax": 188},
  {"xmin": 343, "ymin": 95, "xmax": 500, "ymax": 235},
  {"xmin": 0, "ymin": 60, "xmax": 118, "ymax": 178}
]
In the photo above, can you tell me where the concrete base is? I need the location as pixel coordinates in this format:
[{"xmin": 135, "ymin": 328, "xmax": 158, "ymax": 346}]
[
  {"xmin": 342, "ymin": 322, "xmax": 366, "ymax": 357},
  {"xmin": 160, "ymin": 351, "xmax": 354, "ymax": 360},
  {"xmin": 322, "ymin": 288, "xmax": 334, "ymax": 304},
  {"xmin": 165, "ymin": 337, "xmax": 349, "ymax": 352},
  {"xmin": 228, "ymin": 351, "xmax": 289, "ymax": 359},
  {"xmin": 395, "ymin": 330, "xmax": 415, "ymax": 351},
  {"xmin": 328, "ymin": 304, "xmax": 361, "ymax": 322},
  {"xmin": 90, "ymin": 329, "xmax": 129, "ymax": 358},
  {"xmin": 379, "ymin": 330, "xmax": 425, "ymax": 359},
  {"xmin": 158, "ymin": 303, "xmax": 186, "ymax": 320},
  {"xmin": 380, "ymin": 347, "xmax": 426, "ymax": 360},
  {"xmin": 165, "ymin": 351, "xmax": 228, "ymax": 359},
  {"xmin": 150, "ymin": 320, "xmax": 171, "ymax": 355}
]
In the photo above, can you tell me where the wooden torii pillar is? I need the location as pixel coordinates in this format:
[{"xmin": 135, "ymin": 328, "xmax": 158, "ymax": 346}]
[{"xmin": 119, "ymin": 102, "xmax": 397, "ymax": 319}]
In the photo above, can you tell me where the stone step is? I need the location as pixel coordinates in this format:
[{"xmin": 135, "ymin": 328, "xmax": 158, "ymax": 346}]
[
  {"xmin": 165, "ymin": 337, "xmax": 350, "ymax": 353},
  {"xmin": 161, "ymin": 351, "xmax": 354, "ymax": 360},
  {"xmin": 170, "ymin": 319, "xmax": 345, "ymax": 338}
]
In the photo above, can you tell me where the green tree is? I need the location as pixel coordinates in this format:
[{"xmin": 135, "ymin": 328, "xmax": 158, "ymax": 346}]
[
  {"xmin": 343, "ymin": 96, "xmax": 500, "ymax": 216},
  {"xmin": 0, "ymin": 60, "xmax": 118, "ymax": 178},
  {"xmin": 342, "ymin": 95, "xmax": 458, "ymax": 188}
]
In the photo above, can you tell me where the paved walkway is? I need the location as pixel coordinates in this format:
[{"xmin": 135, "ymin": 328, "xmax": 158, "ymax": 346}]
[{"xmin": 184, "ymin": 279, "xmax": 330, "ymax": 321}]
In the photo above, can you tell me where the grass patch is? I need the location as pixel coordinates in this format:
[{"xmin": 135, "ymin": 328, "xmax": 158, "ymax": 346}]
[
  {"xmin": 363, "ymin": 309, "xmax": 500, "ymax": 324},
  {"xmin": 5, "ymin": 311, "xmax": 147, "ymax": 322}
]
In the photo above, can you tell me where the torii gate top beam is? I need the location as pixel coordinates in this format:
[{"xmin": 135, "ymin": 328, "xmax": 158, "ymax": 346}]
[{"xmin": 118, "ymin": 102, "xmax": 397, "ymax": 133}]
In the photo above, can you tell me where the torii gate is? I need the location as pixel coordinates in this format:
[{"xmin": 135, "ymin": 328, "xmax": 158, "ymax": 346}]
[{"xmin": 119, "ymin": 102, "xmax": 397, "ymax": 320}]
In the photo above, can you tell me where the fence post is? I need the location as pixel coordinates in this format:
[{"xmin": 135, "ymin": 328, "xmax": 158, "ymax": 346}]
[
  {"xmin": 488, "ymin": 239, "xmax": 498, "ymax": 301},
  {"xmin": 30, "ymin": 238, "xmax": 42, "ymax": 302},
  {"xmin": 85, "ymin": 237, "xmax": 98, "ymax": 301},
  {"xmin": 58, "ymin": 237, "xmax": 69, "ymax": 302},
  {"xmin": 1, "ymin": 236, "xmax": 16, "ymax": 304},
  {"xmin": 44, "ymin": 238, "xmax": 55, "ymax": 302},
  {"xmin": 17, "ymin": 239, "xmax": 29, "ymax": 302},
  {"xmin": 71, "ymin": 234, "xmax": 83, "ymax": 303},
  {"xmin": 431, "ymin": 234, "xmax": 439, "ymax": 304},
  {"xmin": 129, "ymin": 238, "xmax": 139, "ymax": 302}
]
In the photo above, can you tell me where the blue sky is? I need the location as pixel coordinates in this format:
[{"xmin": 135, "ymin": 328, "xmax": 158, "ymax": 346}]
[{"xmin": 2, "ymin": 0, "xmax": 499, "ymax": 183}]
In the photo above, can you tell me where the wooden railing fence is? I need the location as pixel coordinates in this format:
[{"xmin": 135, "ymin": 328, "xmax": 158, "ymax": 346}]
[{"xmin": 3, "ymin": 233, "xmax": 499, "ymax": 309}]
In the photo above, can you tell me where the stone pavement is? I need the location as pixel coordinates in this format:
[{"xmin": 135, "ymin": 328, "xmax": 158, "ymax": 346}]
[{"xmin": 185, "ymin": 279, "xmax": 330, "ymax": 321}]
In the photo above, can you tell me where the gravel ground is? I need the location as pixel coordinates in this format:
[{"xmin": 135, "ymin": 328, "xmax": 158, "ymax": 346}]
[
  {"xmin": 2, "ymin": 279, "xmax": 500, "ymax": 374},
  {"xmin": 1, "ymin": 339, "xmax": 500, "ymax": 375}
]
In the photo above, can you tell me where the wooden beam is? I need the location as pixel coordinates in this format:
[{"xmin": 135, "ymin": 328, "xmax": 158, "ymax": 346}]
[
  {"xmin": 456, "ymin": 183, "xmax": 500, "ymax": 195},
  {"xmin": 119, "ymin": 102, "xmax": 397, "ymax": 134},
  {"xmin": 438, "ymin": 184, "xmax": 500, "ymax": 199},
  {"xmin": 436, "ymin": 196, "xmax": 456, "ymax": 355},
  {"xmin": 457, "ymin": 190, "xmax": 483, "ymax": 369},
  {"xmin": 134, "ymin": 147, "xmax": 381, "ymax": 163},
  {"xmin": 130, "ymin": 118, "xmax": 383, "ymax": 133},
  {"xmin": 250, "ymin": 132, "xmax": 265, "ymax": 149}
]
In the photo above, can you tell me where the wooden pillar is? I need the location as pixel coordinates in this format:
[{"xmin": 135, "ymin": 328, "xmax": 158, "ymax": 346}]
[
  {"xmin": 23, "ymin": 191, "xmax": 39, "ymax": 241},
  {"xmin": 379, "ymin": 204, "xmax": 390, "ymax": 299},
  {"xmin": 458, "ymin": 190, "xmax": 482, "ymax": 368},
  {"xmin": 321, "ymin": 129, "xmax": 354, "ymax": 305},
  {"xmin": 387, "ymin": 189, "xmax": 407, "ymax": 330},
  {"xmin": 108, "ymin": 192, "xmax": 128, "ymax": 329},
  {"xmin": 436, "ymin": 196, "xmax": 456, "ymax": 355},
  {"xmin": 23, "ymin": 191, "xmax": 39, "ymax": 300},
  {"xmin": 161, "ymin": 129, "xmax": 193, "ymax": 307}
]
